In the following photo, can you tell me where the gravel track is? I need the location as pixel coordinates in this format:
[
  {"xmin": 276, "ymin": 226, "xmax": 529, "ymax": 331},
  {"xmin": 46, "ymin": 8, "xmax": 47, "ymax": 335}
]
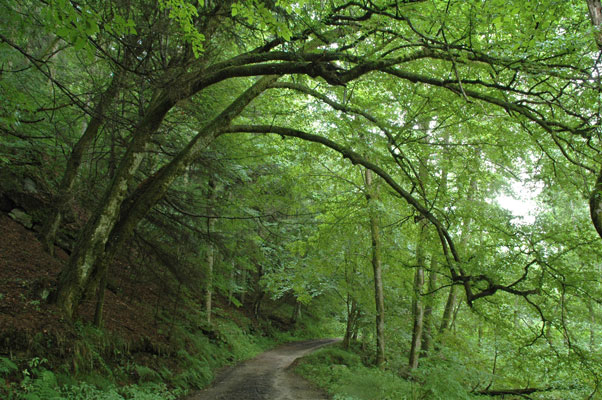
[{"xmin": 184, "ymin": 338, "xmax": 340, "ymax": 400}]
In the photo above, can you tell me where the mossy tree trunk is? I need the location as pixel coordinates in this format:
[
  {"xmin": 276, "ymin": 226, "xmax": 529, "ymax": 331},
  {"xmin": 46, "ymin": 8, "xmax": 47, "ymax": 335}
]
[
  {"xmin": 41, "ymin": 68, "xmax": 125, "ymax": 256},
  {"xmin": 81, "ymin": 76, "xmax": 278, "ymax": 313},
  {"xmin": 53, "ymin": 92, "xmax": 175, "ymax": 319}
]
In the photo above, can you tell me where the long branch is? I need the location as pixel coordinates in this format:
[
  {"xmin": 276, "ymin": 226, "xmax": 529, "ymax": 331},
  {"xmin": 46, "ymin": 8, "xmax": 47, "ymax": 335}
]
[
  {"xmin": 383, "ymin": 68, "xmax": 595, "ymax": 143},
  {"xmin": 222, "ymin": 124, "xmax": 537, "ymax": 306},
  {"xmin": 223, "ymin": 124, "xmax": 461, "ymax": 262}
]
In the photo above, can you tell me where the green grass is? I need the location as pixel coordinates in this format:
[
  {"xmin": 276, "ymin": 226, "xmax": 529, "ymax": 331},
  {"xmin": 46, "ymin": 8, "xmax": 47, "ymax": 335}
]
[
  {"xmin": 295, "ymin": 345, "xmax": 482, "ymax": 400},
  {"xmin": 295, "ymin": 346, "xmax": 413, "ymax": 400}
]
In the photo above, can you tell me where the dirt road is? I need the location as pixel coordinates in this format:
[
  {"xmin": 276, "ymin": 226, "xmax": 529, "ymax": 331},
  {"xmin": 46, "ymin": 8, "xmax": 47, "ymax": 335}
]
[{"xmin": 185, "ymin": 338, "xmax": 340, "ymax": 400}]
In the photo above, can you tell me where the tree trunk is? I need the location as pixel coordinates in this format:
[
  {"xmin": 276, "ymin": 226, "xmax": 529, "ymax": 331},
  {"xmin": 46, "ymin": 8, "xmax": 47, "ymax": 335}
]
[
  {"xmin": 435, "ymin": 130, "xmax": 457, "ymax": 334},
  {"xmin": 228, "ymin": 263, "xmax": 235, "ymax": 306},
  {"xmin": 55, "ymin": 76, "xmax": 277, "ymax": 319},
  {"xmin": 420, "ymin": 256, "xmax": 437, "ymax": 357},
  {"xmin": 253, "ymin": 292, "xmax": 264, "ymax": 319},
  {"xmin": 240, "ymin": 267, "xmax": 247, "ymax": 305},
  {"xmin": 291, "ymin": 300, "xmax": 301, "ymax": 325},
  {"xmin": 54, "ymin": 91, "xmax": 174, "ymax": 319},
  {"xmin": 343, "ymin": 295, "xmax": 359, "ymax": 349},
  {"xmin": 451, "ymin": 298, "xmax": 462, "ymax": 334},
  {"xmin": 41, "ymin": 68, "xmax": 124, "ymax": 256},
  {"xmin": 409, "ymin": 266, "xmax": 425, "ymax": 368},
  {"xmin": 204, "ymin": 178, "xmax": 217, "ymax": 325},
  {"xmin": 409, "ymin": 221, "xmax": 427, "ymax": 369},
  {"xmin": 589, "ymin": 168, "xmax": 602, "ymax": 240},
  {"xmin": 93, "ymin": 267, "xmax": 107, "ymax": 327},
  {"xmin": 252, "ymin": 264, "xmax": 264, "ymax": 319},
  {"xmin": 85, "ymin": 76, "xmax": 278, "ymax": 299},
  {"xmin": 365, "ymin": 168, "xmax": 385, "ymax": 367},
  {"xmin": 440, "ymin": 285, "xmax": 457, "ymax": 333},
  {"xmin": 343, "ymin": 248, "xmax": 359, "ymax": 349},
  {"xmin": 204, "ymin": 243, "xmax": 214, "ymax": 324},
  {"xmin": 587, "ymin": 0, "xmax": 602, "ymax": 48},
  {"xmin": 585, "ymin": 1, "xmax": 602, "ymax": 241}
]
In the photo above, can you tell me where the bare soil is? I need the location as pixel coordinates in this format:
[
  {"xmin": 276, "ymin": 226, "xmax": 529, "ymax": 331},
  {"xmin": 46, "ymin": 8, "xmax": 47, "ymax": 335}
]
[
  {"xmin": 185, "ymin": 338, "xmax": 340, "ymax": 400},
  {"xmin": 0, "ymin": 212, "xmax": 169, "ymax": 357}
]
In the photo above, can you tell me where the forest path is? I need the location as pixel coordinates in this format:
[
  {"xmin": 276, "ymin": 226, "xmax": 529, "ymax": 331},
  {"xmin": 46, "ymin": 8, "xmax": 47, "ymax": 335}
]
[{"xmin": 184, "ymin": 338, "xmax": 340, "ymax": 400}]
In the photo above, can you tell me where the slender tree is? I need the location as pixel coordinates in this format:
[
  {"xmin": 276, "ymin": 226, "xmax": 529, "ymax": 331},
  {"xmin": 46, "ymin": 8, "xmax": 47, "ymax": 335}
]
[
  {"xmin": 364, "ymin": 168, "xmax": 386, "ymax": 367},
  {"xmin": 204, "ymin": 178, "xmax": 217, "ymax": 325}
]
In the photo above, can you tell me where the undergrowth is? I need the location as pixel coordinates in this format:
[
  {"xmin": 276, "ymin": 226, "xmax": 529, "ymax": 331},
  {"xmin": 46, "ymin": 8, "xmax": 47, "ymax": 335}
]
[
  {"xmin": 0, "ymin": 309, "xmax": 285, "ymax": 399},
  {"xmin": 295, "ymin": 345, "xmax": 482, "ymax": 400}
]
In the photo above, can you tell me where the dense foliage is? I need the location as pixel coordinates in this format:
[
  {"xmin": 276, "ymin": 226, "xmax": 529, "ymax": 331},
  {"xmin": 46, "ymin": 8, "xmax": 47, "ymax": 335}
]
[{"xmin": 1, "ymin": 0, "xmax": 602, "ymax": 398}]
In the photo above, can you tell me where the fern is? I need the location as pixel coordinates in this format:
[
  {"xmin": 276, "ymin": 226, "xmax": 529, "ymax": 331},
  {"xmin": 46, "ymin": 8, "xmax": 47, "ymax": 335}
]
[
  {"xmin": 20, "ymin": 370, "xmax": 62, "ymax": 400},
  {"xmin": 0, "ymin": 356, "xmax": 18, "ymax": 377},
  {"xmin": 134, "ymin": 365, "xmax": 161, "ymax": 383}
]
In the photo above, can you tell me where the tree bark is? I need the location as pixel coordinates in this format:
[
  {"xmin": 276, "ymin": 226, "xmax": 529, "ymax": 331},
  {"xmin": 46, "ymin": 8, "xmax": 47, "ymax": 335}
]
[
  {"xmin": 253, "ymin": 292, "xmax": 264, "ymax": 319},
  {"xmin": 365, "ymin": 168, "xmax": 386, "ymax": 367},
  {"xmin": 291, "ymin": 300, "xmax": 301, "ymax": 325},
  {"xmin": 240, "ymin": 266, "xmax": 247, "ymax": 305},
  {"xmin": 228, "ymin": 264, "xmax": 235, "ymax": 306},
  {"xmin": 93, "ymin": 267, "xmax": 107, "ymax": 327},
  {"xmin": 410, "ymin": 142, "xmax": 429, "ymax": 365},
  {"xmin": 437, "ymin": 131, "xmax": 455, "ymax": 335},
  {"xmin": 451, "ymin": 298, "xmax": 462, "ymax": 333}
]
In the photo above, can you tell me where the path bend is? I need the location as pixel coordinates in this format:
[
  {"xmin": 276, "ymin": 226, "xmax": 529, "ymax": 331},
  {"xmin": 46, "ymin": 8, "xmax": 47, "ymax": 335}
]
[{"xmin": 185, "ymin": 338, "xmax": 340, "ymax": 400}]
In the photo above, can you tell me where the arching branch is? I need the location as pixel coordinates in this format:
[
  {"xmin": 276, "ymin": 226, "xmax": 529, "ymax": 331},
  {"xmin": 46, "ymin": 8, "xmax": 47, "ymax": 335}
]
[{"xmin": 222, "ymin": 124, "xmax": 539, "ymax": 305}]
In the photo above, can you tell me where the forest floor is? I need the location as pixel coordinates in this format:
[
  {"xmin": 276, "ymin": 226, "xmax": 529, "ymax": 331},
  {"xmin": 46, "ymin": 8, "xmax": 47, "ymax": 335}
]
[
  {"xmin": 0, "ymin": 211, "xmax": 170, "ymax": 359},
  {"xmin": 0, "ymin": 208, "xmax": 334, "ymax": 398},
  {"xmin": 184, "ymin": 338, "xmax": 339, "ymax": 400}
]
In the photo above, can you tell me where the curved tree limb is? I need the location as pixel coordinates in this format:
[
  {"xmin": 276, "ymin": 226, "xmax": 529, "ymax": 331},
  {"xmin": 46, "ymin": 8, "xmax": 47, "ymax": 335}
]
[{"xmin": 223, "ymin": 124, "xmax": 539, "ymax": 305}]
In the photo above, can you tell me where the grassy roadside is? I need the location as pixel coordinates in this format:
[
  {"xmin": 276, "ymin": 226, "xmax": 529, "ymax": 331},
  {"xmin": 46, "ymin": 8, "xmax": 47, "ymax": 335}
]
[
  {"xmin": 294, "ymin": 344, "xmax": 487, "ymax": 400},
  {"xmin": 0, "ymin": 307, "xmax": 326, "ymax": 400},
  {"xmin": 1, "ymin": 315, "xmax": 269, "ymax": 399}
]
